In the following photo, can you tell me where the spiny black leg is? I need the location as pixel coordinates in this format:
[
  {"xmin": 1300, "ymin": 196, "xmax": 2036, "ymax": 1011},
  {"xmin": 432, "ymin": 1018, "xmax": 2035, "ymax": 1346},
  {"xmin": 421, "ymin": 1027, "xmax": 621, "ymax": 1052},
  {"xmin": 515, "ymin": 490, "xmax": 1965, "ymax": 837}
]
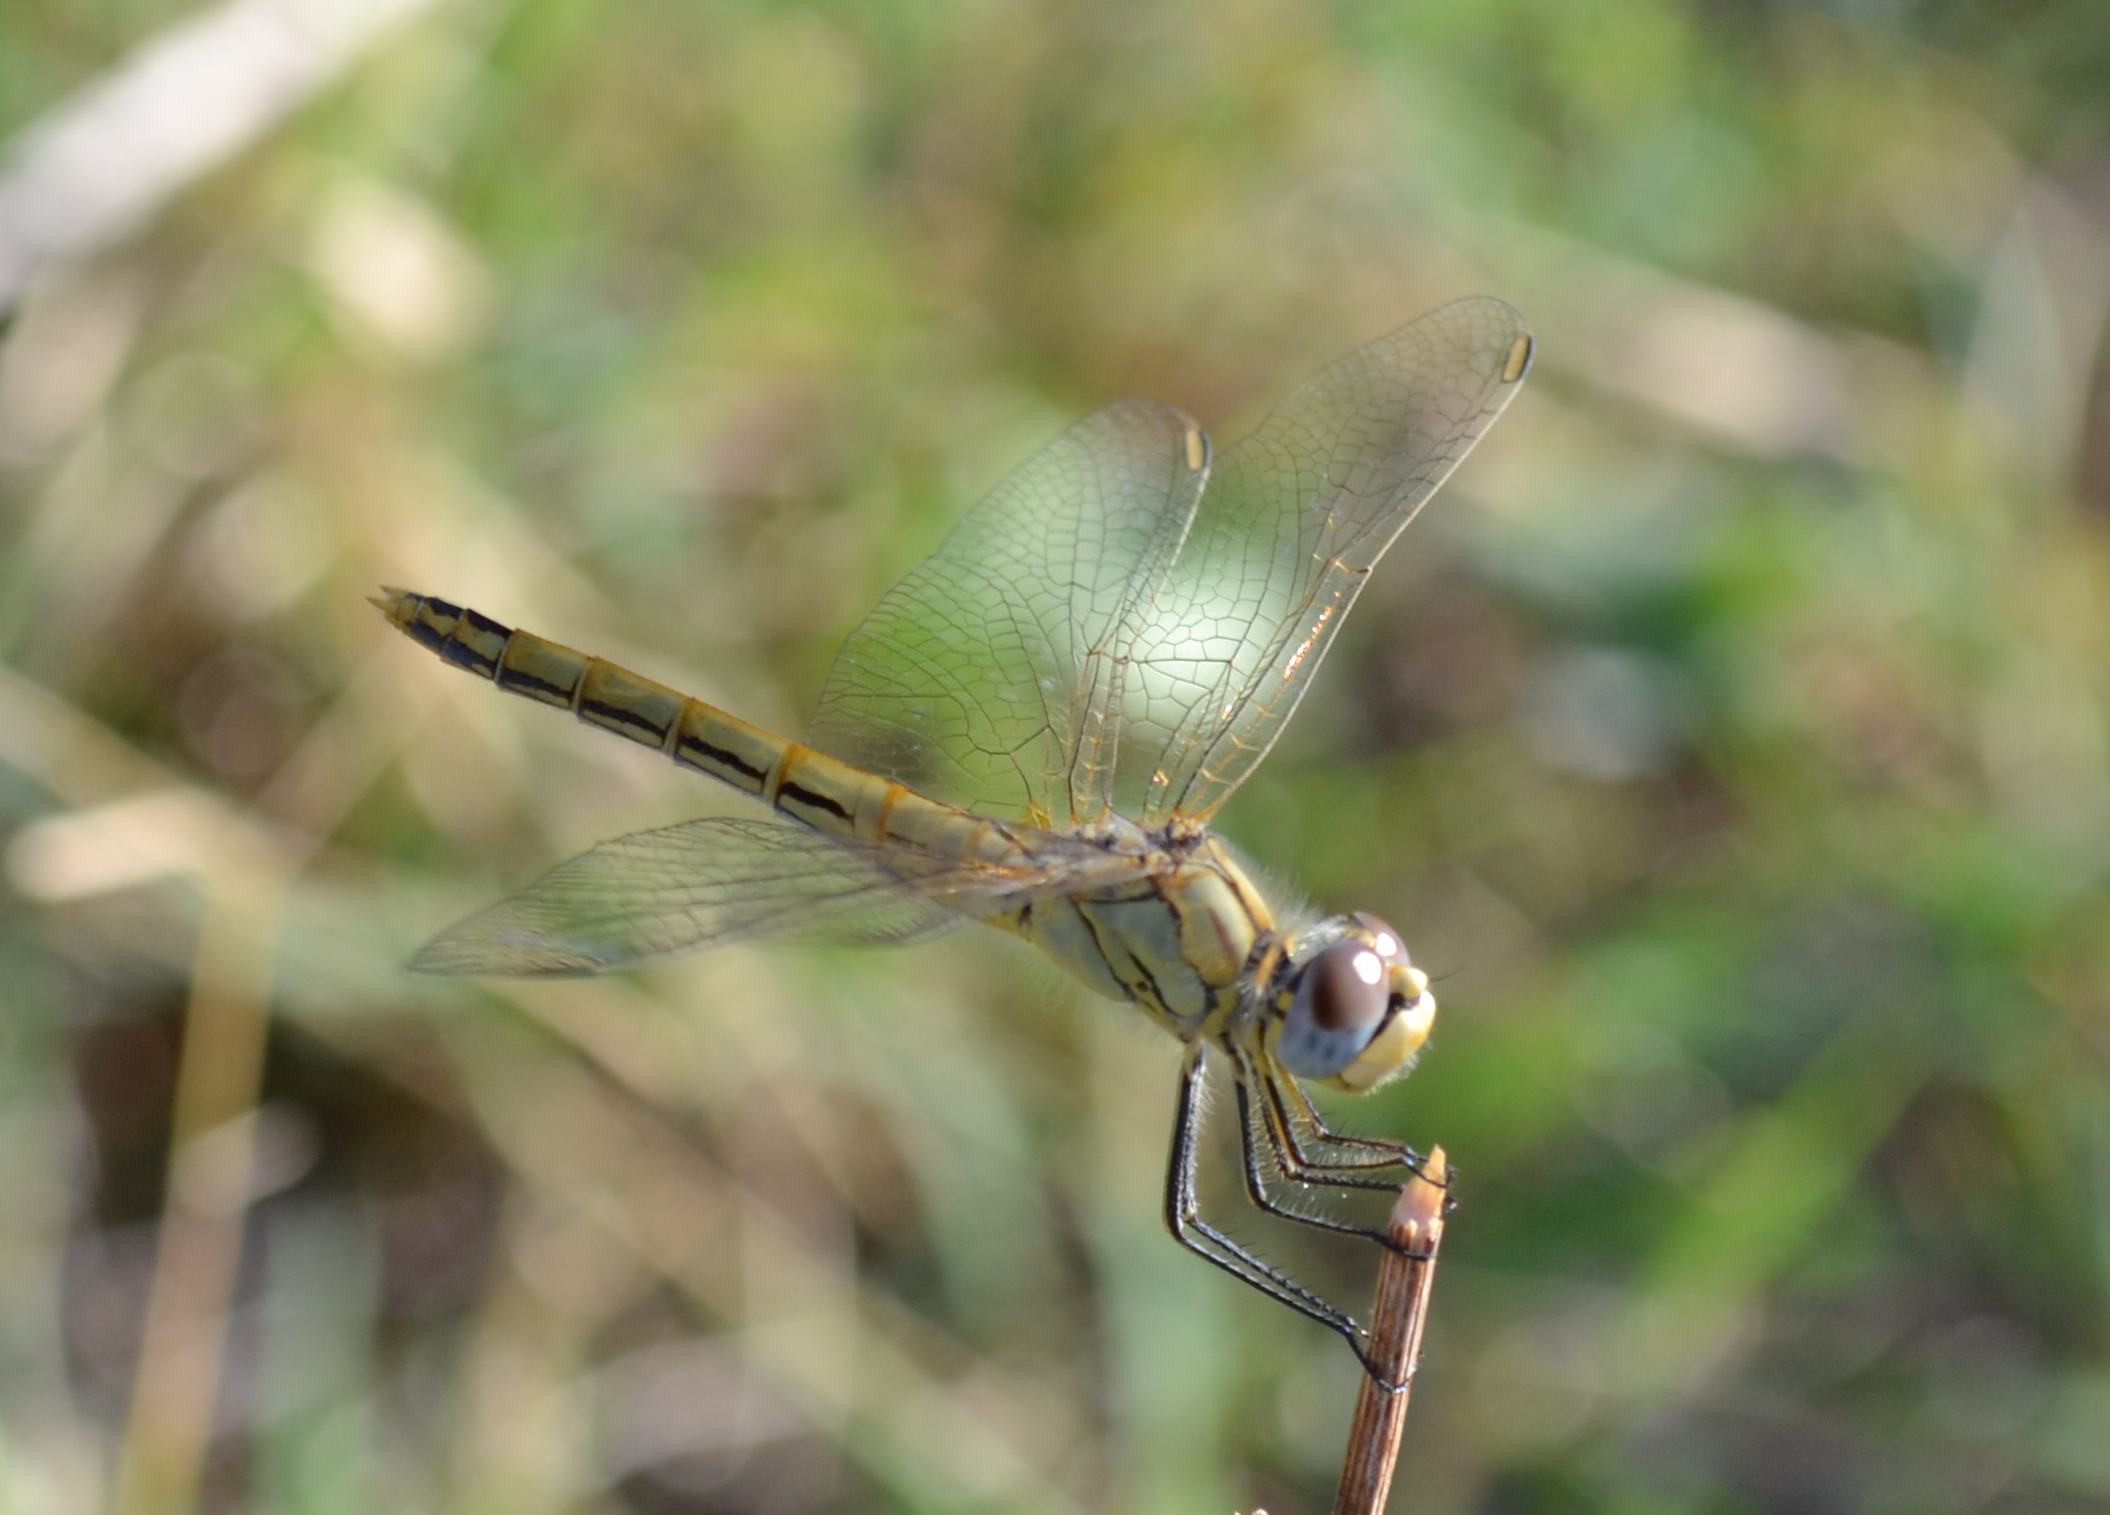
[
  {"xmin": 1224, "ymin": 1051, "xmax": 1448, "ymax": 1272},
  {"xmin": 1282, "ymin": 1072, "xmax": 1427, "ymax": 1162},
  {"xmin": 1242, "ymin": 1050, "xmax": 1424, "ymax": 1193},
  {"xmin": 1262, "ymin": 1072, "xmax": 1405, "ymax": 1186},
  {"xmin": 1232, "ymin": 1073, "xmax": 1405, "ymax": 1241},
  {"xmin": 1233, "ymin": 1055, "xmax": 1437, "ymax": 1266},
  {"xmin": 1265, "ymin": 1061, "xmax": 1449, "ymax": 1196},
  {"xmin": 1162, "ymin": 1044, "xmax": 1404, "ymax": 1387},
  {"xmin": 1279, "ymin": 1071, "xmax": 1423, "ymax": 1165},
  {"xmin": 1165, "ymin": 1045, "xmax": 1354, "ymax": 1323}
]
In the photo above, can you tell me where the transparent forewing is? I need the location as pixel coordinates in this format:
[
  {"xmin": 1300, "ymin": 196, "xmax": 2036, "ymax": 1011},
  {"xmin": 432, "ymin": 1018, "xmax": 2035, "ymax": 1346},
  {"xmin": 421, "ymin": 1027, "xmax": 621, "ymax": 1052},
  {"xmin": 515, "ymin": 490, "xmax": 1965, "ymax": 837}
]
[
  {"xmin": 410, "ymin": 815, "xmax": 1155, "ymax": 977},
  {"xmin": 809, "ymin": 399, "xmax": 1208, "ymax": 828},
  {"xmin": 1124, "ymin": 297, "xmax": 1534, "ymax": 824}
]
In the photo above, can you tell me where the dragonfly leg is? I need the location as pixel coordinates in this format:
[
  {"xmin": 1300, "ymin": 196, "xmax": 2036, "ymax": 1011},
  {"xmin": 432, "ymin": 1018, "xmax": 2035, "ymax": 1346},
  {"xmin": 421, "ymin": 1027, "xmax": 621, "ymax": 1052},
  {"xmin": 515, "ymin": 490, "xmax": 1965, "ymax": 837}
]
[
  {"xmin": 1232, "ymin": 1074, "xmax": 1405, "ymax": 1238},
  {"xmin": 1164, "ymin": 1044, "xmax": 1408, "ymax": 1385},
  {"xmin": 1221, "ymin": 1051, "xmax": 1442, "ymax": 1272},
  {"xmin": 1233, "ymin": 1046, "xmax": 1430, "ymax": 1188},
  {"xmin": 1265, "ymin": 1058, "xmax": 1456, "ymax": 1202},
  {"xmin": 1281, "ymin": 1072, "xmax": 1420, "ymax": 1159}
]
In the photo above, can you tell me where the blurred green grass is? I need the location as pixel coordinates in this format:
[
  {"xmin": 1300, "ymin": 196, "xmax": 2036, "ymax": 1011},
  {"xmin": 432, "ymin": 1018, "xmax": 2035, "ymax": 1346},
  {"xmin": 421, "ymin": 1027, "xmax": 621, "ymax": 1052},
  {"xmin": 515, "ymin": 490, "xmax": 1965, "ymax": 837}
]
[{"xmin": 3, "ymin": 1, "xmax": 2107, "ymax": 1511}]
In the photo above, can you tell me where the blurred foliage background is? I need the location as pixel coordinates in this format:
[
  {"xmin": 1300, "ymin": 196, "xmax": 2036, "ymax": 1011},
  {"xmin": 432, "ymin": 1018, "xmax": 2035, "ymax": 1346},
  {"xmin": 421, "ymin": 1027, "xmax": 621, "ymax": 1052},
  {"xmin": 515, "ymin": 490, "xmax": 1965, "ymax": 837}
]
[{"xmin": 3, "ymin": 1, "xmax": 2108, "ymax": 1511}]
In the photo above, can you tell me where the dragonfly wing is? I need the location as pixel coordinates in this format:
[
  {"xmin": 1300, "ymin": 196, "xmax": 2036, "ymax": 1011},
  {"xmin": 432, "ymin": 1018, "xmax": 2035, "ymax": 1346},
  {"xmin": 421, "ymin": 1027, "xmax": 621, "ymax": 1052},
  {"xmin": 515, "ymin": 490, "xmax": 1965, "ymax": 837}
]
[
  {"xmin": 808, "ymin": 399, "xmax": 1209, "ymax": 828},
  {"xmin": 410, "ymin": 815, "xmax": 1157, "ymax": 977},
  {"xmin": 410, "ymin": 817, "xmax": 964, "ymax": 976},
  {"xmin": 1124, "ymin": 297, "xmax": 1534, "ymax": 825}
]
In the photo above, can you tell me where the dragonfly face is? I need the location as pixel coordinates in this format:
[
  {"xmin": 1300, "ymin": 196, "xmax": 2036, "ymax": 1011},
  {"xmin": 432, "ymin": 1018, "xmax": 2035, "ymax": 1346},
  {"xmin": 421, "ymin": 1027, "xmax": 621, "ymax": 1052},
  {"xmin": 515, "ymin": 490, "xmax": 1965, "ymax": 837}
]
[
  {"xmin": 377, "ymin": 296, "xmax": 1533, "ymax": 1381},
  {"xmin": 1265, "ymin": 912, "xmax": 1436, "ymax": 1093}
]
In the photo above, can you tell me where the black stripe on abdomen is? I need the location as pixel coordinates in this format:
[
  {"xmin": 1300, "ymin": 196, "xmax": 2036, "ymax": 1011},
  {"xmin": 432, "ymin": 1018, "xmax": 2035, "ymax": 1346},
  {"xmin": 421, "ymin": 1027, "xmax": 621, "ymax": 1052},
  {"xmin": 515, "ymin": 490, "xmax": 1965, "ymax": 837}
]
[
  {"xmin": 678, "ymin": 734, "xmax": 768, "ymax": 783},
  {"xmin": 497, "ymin": 663, "xmax": 574, "ymax": 702},
  {"xmin": 402, "ymin": 594, "xmax": 460, "ymax": 653},
  {"xmin": 439, "ymin": 607, "xmax": 512, "ymax": 675},
  {"xmin": 578, "ymin": 696, "xmax": 673, "ymax": 744},
  {"xmin": 777, "ymin": 780, "xmax": 851, "ymax": 824}
]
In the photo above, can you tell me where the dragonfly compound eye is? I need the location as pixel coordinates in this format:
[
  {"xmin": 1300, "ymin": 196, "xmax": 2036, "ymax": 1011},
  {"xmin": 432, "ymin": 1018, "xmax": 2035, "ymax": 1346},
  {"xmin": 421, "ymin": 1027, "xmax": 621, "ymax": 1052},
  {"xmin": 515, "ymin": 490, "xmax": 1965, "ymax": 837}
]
[
  {"xmin": 1276, "ymin": 939, "xmax": 1392, "ymax": 1078},
  {"xmin": 1275, "ymin": 919, "xmax": 1438, "ymax": 1090}
]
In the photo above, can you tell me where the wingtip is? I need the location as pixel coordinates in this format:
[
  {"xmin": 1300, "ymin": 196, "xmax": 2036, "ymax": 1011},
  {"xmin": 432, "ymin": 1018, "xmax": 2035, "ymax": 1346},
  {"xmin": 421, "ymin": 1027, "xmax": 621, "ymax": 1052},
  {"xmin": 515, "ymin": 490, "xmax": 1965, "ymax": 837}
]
[
  {"xmin": 404, "ymin": 942, "xmax": 457, "ymax": 977},
  {"xmin": 407, "ymin": 924, "xmax": 606, "ymax": 979}
]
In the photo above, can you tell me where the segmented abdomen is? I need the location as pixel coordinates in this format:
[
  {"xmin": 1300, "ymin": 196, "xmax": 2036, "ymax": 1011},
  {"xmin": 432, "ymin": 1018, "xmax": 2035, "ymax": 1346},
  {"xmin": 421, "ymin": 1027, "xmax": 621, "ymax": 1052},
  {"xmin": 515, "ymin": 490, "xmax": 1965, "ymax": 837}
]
[{"xmin": 371, "ymin": 587, "xmax": 1004, "ymax": 860}]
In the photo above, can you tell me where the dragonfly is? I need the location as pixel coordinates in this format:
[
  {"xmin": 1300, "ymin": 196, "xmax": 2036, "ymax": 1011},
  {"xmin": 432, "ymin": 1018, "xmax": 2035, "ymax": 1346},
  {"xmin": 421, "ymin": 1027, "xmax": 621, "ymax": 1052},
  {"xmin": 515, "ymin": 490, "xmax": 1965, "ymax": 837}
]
[{"xmin": 376, "ymin": 295, "xmax": 1533, "ymax": 1381}]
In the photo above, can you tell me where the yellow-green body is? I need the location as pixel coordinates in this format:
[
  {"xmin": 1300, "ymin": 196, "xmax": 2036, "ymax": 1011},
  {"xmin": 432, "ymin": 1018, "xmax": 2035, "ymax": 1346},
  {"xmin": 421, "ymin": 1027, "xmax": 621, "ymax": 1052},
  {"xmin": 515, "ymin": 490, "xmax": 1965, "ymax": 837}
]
[
  {"xmin": 376, "ymin": 297, "xmax": 1533, "ymax": 1372},
  {"xmin": 376, "ymin": 588, "xmax": 1274, "ymax": 1043}
]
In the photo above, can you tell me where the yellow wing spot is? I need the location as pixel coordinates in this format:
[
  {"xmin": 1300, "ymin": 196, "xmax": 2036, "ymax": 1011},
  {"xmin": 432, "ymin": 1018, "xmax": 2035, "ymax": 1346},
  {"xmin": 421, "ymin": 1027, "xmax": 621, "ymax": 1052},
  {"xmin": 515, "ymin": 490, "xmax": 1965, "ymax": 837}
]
[{"xmin": 1502, "ymin": 333, "xmax": 1535, "ymax": 384}]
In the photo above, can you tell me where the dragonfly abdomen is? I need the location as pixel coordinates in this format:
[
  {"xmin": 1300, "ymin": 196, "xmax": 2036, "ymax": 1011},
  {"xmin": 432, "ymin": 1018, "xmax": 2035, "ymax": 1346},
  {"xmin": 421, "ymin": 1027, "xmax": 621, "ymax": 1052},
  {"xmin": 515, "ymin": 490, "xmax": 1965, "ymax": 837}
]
[
  {"xmin": 371, "ymin": 588, "xmax": 1003, "ymax": 858},
  {"xmin": 372, "ymin": 585, "xmax": 777, "ymax": 777}
]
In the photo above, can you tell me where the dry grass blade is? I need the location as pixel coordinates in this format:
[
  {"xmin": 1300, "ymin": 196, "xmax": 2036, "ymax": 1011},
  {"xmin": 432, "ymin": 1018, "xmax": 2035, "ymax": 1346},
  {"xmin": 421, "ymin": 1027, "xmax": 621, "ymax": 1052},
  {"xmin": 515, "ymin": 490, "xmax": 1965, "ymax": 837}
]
[{"xmin": 1331, "ymin": 1147, "xmax": 1449, "ymax": 1515}]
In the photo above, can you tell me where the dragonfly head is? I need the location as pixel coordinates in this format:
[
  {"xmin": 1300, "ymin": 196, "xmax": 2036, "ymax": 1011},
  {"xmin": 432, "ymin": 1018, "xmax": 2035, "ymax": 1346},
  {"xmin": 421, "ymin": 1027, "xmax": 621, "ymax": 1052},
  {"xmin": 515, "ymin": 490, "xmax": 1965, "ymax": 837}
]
[{"xmin": 1268, "ymin": 912, "xmax": 1435, "ymax": 1093}]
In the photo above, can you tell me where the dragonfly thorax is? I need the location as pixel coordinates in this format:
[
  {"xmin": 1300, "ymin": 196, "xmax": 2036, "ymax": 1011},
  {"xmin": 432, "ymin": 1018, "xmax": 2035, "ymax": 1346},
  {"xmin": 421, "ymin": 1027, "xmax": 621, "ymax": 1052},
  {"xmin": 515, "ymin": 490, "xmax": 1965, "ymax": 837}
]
[
  {"xmin": 1006, "ymin": 831, "xmax": 1272, "ymax": 1035},
  {"xmin": 1260, "ymin": 912, "xmax": 1434, "ymax": 1093}
]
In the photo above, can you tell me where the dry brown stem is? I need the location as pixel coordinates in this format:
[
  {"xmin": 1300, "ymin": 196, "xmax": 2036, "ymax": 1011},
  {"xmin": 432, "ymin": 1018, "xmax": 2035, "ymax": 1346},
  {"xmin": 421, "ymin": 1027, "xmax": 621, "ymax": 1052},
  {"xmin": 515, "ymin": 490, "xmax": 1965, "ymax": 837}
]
[{"xmin": 1329, "ymin": 1147, "xmax": 1449, "ymax": 1515}]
